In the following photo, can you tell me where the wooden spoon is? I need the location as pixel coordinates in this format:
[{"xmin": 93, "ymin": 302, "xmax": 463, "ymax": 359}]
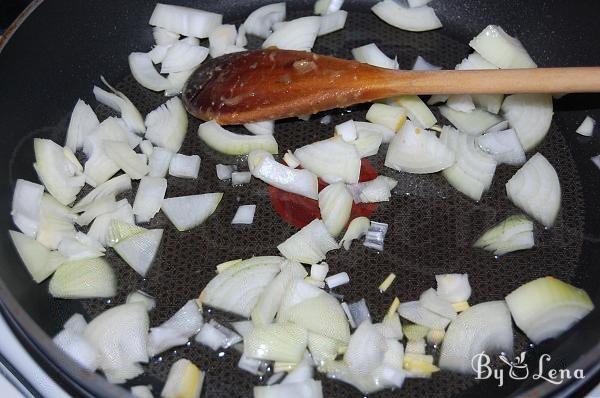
[{"xmin": 182, "ymin": 48, "xmax": 600, "ymax": 125}]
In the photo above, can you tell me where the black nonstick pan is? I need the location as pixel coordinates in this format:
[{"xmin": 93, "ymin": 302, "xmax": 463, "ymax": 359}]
[{"xmin": 1, "ymin": 0, "xmax": 599, "ymax": 397}]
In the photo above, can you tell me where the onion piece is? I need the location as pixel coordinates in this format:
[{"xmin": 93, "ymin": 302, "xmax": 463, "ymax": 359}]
[
  {"xmin": 254, "ymin": 380, "xmax": 323, "ymax": 398},
  {"xmin": 148, "ymin": 44, "xmax": 170, "ymax": 64},
  {"xmin": 308, "ymin": 332, "xmax": 339, "ymax": 366},
  {"xmin": 435, "ymin": 274, "xmax": 471, "ymax": 303},
  {"xmin": 505, "ymin": 277, "xmax": 594, "ymax": 344},
  {"xmin": 153, "ymin": 26, "xmax": 179, "ymax": 45},
  {"xmin": 149, "ymin": 3, "xmax": 222, "ymax": 38},
  {"xmin": 160, "ymin": 41, "xmax": 209, "ymax": 74},
  {"xmin": 161, "ymin": 358, "xmax": 204, "ymax": 398},
  {"xmin": 103, "ymin": 140, "xmax": 149, "ymax": 179},
  {"xmin": 88, "ymin": 201, "xmax": 134, "ymax": 247},
  {"xmin": 477, "ymin": 128, "xmax": 526, "ymax": 166},
  {"xmin": 278, "ymin": 279, "xmax": 326, "ymax": 322},
  {"xmin": 231, "ymin": 171, "xmax": 251, "ymax": 186},
  {"xmin": 216, "ymin": 164, "xmax": 236, "ymax": 180},
  {"xmin": 128, "ymin": 52, "xmax": 171, "ymax": 92},
  {"xmin": 374, "ymin": 312, "xmax": 403, "ymax": 340},
  {"xmin": 412, "ymin": 55, "xmax": 441, "ymax": 71},
  {"xmin": 398, "ymin": 301, "xmax": 451, "ymax": 329},
  {"xmin": 198, "ymin": 121, "xmax": 278, "ymax": 155},
  {"xmin": 454, "ymin": 52, "xmax": 504, "ymax": 114},
  {"xmin": 148, "ymin": 300, "xmax": 203, "ymax": 356},
  {"xmin": 209, "ymin": 320, "xmax": 242, "ymax": 348},
  {"xmin": 365, "ymin": 103, "xmax": 407, "ymax": 131},
  {"xmin": 294, "ymin": 138, "xmax": 361, "ymax": 184},
  {"xmin": 53, "ymin": 328, "xmax": 99, "ymax": 371},
  {"xmin": 439, "ymin": 301, "xmax": 513, "ymax": 374},
  {"xmin": 469, "ymin": 25, "xmax": 536, "ymax": 69},
  {"xmin": 82, "ymin": 119, "xmax": 129, "ymax": 187},
  {"xmin": 245, "ymin": 322, "xmax": 309, "ymax": 363},
  {"xmin": 36, "ymin": 196, "xmax": 77, "ymax": 250},
  {"xmin": 139, "ymin": 140, "xmax": 153, "ymax": 157},
  {"xmin": 371, "ymin": 0, "xmax": 442, "ymax": 32},
  {"xmin": 76, "ymin": 195, "xmax": 118, "ymax": 227},
  {"xmin": 405, "ymin": 339, "xmax": 426, "ymax": 355},
  {"xmin": 63, "ymin": 313, "xmax": 88, "ymax": 334},
  {"xmin": 131, "ymin": 386, "xmax": 153, "ymax": 398},
  {"xmin": 263, "ymin": 16, "xmax": 321, "ymax": 51},
  {"xmin": 474, "ymin": 215, "xmax": 534, "ymax": 255},
  {"xmin": 9, "ymin": 230, "xmax": 64, "ymax": 282},
  {"xmin": 352, "ymin": 129, "xmax": 384, "ymax": 157},
  {"xmin": 501, "ymin": 94, "xmax": 553, "ymax": 151},
  {"xmin": 107, "ymin": 220, "xmax": 147, "ymax": 247},
  {"xmin": 318, "ymin": 182, "xmax": 353, "ymax": 237},
  {"xmin": 161, "ymin": 193, "xmax": 222, "ymax": 231},
  {"xmin": 164, "ymin": 68, "xmax": 196, "ymax": 96},
  {"xmin": 391, "ymin": 96, "xmax": 437, "ymax": 129},
  {"xmin": 65, "ymin": 99, "xmax": 100, "ymax": 152},
  {"xmin": 348, "ymin": 176, "xmax": 397, "ymax": 203},
  {"xmin": 576, "ymin": 116, "xmax": 595, "ymax": 137},
  {"xmin": 283, "ymin": 352, "xmax": 314, "ymax": 384},
  {"xmin": 33, "ymin": 139, "xmax": 84, "ymax": 206},
  {"xmin": 278, "ymin": 219, "xmax": 339, "ymax": 264},
  {"xmin": 288, "ymin": 292, "xmax": 351, "ymax": 343},
  {"xmin": 310, "ymin": 263, "xmax": 329, "ymax": 282},
  {"xmin": 133, "ymin": 176, "xmax": 167, "ymax": 223},
  {"xmin": 195, "ymin": 322, "xmax": 228, "ymax": 350},
  {"xmin": 11, "ymin": 179, "xmax": 43, "ymax": 237},
  {"xmin": 93, "ymin": 78, "xmax": 145, "ymax": 134},
  {"xmin": 57, "ymin": 232, "xmax": 105, "ymax": 261},
  {"xmin": 75, "ymin": 175, "xmax": 132, "ymax": 212},
  {"xmin": 114, "ymin": 228, "xmax": 163, "ymax": 276},
  {"xmin": 49, "ymin": 257, "xmax": 116, "ymax": 299},
  {"xmin": 244, "ymin": 120, "xmax": 275, "ymax": 136},
  {"xmin": 347, "ymin": 299, "xmax": 371, "ymax": 327},
  {"xmin": 446, "ymin": 95, "xmax": 475, "ymax": 113},
  {"xmin": 352, "ymin": 44, "xmax": 398, "ymax": 70},
  {"xmin": 169, "ymin": 154, "xmax": 200, "ymax": 179},
  {"xmin": 244, "ymin": 3, "xmax": 286, "ymax": 39},
  {"xmin": 248, "ymin": 150, "xmax": 318, "ymax": 200},
  {"xmin": 126, "ymin": 290, "xmax": 156, "ymax": 311},
  {"xmin": 334, "ymin": 120, "xmax": 358, "ymax": 142},
  {"xmin": 407, "ymin": 0, "xmax": 432, "ymax": 6},
  {"xmin": 592, "ymin": 155, "xmax": 600, "ymax": 170},
  {"xmin": 238, "ymin": 353, "xmax": 266, "ymax": 376},
  {"xmin": 355, "ymin": 121, "xmax": 395, "ymax": 144},
  {"xmin": 148, "ymin": 147, "xmax": 174, "ymax": 178},
  {"xmin": 404, "ymin": 324, "xmax": 429, "ymax": 341},
  {"xmin": 419, "ymin": 288, "xmax": 457, "ymax": 319},
  {"xmin": 318, "ymin": 10, "xmax": 347, "ymax": 36},
  {"xmin": 209, "ymin": 24, "xmax": 237, "ymax": 58},
  {"xmin": 232, "ymin": 204, "xmax": 256, "ymax": 224},
  {"xmin": 145, "ymin": 97, "xmax": 188, "ymax": 153},
  {"xmin": 315, "ymin": 0, "xmax": 344, "ymax": 15},
  {"xmin": 385, "ymin": 120, "xmax": 455, "ymax": 174},
  {"xmin": 325, "ymin": 272, "xmax": 350, "ymax": 289},
  {"xmin": 439, "ymin": 106, "xmax": 502, "ymax": 136},
  {"xmin": 344, "ymin": 320, "xmax": 387, "ymax": 375},
  {"xmin": 506, "ymin": 153, "xmax": 561, "ymax": 227}
]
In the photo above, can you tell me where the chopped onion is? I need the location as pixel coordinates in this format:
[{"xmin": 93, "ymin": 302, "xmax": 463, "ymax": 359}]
[
  {"xmin": 426, "ymin": 328, "xmax": 445, "ymax": 346},
  {"xmin": 82, "ymin": 119, "xmax": 129, "ymax": 187},
  {"xmin": 232, "ymin": 171, "xmax": 252, "ymax": 186},
  {"xmin": 232, "ymin": 204, "xmax": 256, "ymax": 224},
  {"xmin": 325, "ymin": 272, "xmax": 350, "ymax": 289},
  {"xmin": 474, "ymin": 215, "xmax": 534, "ymax": 255},
  {"xmin": 439, "ymin": 301, "xmax": 513, "ymax": 374},
  {"xmin": 506, "ymin": 153, "xmax": 561, "ymax": 227},
  {"xmin": 87, "ymin": 202, "xmax": 134, "ymax": 248},
  {"xmin": 195, "ymin": 322, "xmax": 228, "ymax": 350},
  {"xmin": 232, "ymin": 320, "xmax": 254, "ymax": 340},
  {"xmin": 315, "ymin": 0, "xmax": 344, "ymax": 15},
  {"xmin": 248, "ymin": 150, "xmax": 318, "ymax": 200},
  {"xmin": 133, "ymin": 176, "xmax": 167, "ymax": 223},
  {"xmin": 334, "ymin": 120, "xmax": 358, "ymax": 142},
  {"xmin": 162, "ymin": 193, "xmax": 222, "ymax": 231},
  {"xmin": 372, "ymin": 0, "xmax": 442, "ymax": 32},
  {"xmin": 477, "ymin": 128, "xmax": 526, "ymax": 166},
  {"xmin": 161, "ymin": 358, "xmax": 204, "ymax": 398},
  {"xmin": 283, "ymin": 353, "xmax": 314, "ymax": 384},
  {"xmin": 63, "ymin": 313, "xmax": 88, "ymax": 334},
  {"xmin": 576, "ymin": 116, "xmax": 595, "ymax": 137},
  {"xmin": 288, "ymin": 292, "xmax": 351, "ymax": 343},
  {"xmin": 244, "ymin": 3, "xmax": 286, "ymax": 39},
  {"xmin": 216, "ymin": 164, "xmax": 236, "ymax": 180},
  {"xmin": 103, "ymin": 140, "xmax": 149, "ymax": 179},
  {"xmin": 398, "ymin": 301, "xmax": 451, "ymax": 329},
  {"xmin": 452, "ymin": 301, "xmax": 470, "ymax": 312},
  {"xmin": 93, "ymin": 78, "xmax": 145, "ymax": 134},
  {"xmin": 455, "ymin": 52, "xmax": 497, "ymax": 71},
  {"xmin": 245, "ymin": 322, "xmax": 309, "ymax": 363},
  {"xmin": 294, "ymin": 138, "xmax": 361, "ymax": 184},
  {"xmin": 76, "ymin": 195, "xmax": 119, "ymax": 227},
  {"xmin": 9, "ymin": 230, "xmax": 64, "ymax": 282},
  {"xmin": 65, "ymin": 99, "xmax": 100, "ymax": 152},
  {"xmin": 404, "ymin": 353, "xmax": 439, "ymax": 378},
  {"xmin": 385, "ymin": 120, "xmax": 455, "ymax": 174},
  {"xmin": 161, "ymin": 41, "xmax": 209, "ymax": 74},
  {"xmin": 114, "ymin": 228, "xmax": 163, "ymax": 276},
  {"xmin": 57, "ymin": 232, "xmax": 105, "ymax": 261},
  {"xmin": 236, "ymin": 24, "xmax": 248, "ymax": 47},
  {"xmin": 405, "ymin": 339, "xmax": 426, "ymax": 355},
  {"xmin": 318, "ymin": 182, "xmax": 353, "ymax": 237},
  {"xmin": 131, "ymin": 386, "xmax": 153, "ymax": 398},
  {"xmin": 36, "ymin": 196, "xmax": 77, "ymax": 250},
  {"xmin": 165, "ymin": 68, "xmax": 196, "ymax": 96},
  {"xmin": 107, "ymin": 220, "xmax": 147, "ymax": 247},
  {"xmin": 319, "ymin": 115, "xmax": 331, "ymax": 124},
  {"xmin": 440, "ymin": 125, "xmax": 497, "ymax": 201},
  {"xmin": 244, "ymin": 120, "xmax": 275, "ymax": 136},
  {"xmin": 53, "ymin": 328, "xmax": 99, "ymax": 371},
  {"xmin": 145, "ymin": 97, "xmax": 188, "ymax": 153},
  {"xmin": 374, "ymin": 312, "xmax": 403, "ymax": 340},
  {"xmin": 318, "ymin": 10, "xmax": 348, "ymax": 36},
  {"xmin": 153, "ymin": 26, "xmax": 179, "ymax": 45},
  {"xmin": 408, "ymin": 0, "xmax": 432, "ymax": 6},
  {"xmin": 128, "ymin": 52, "xmax": 171, "ymax": 91},
  {"xmin": 278, "ymin": 219, "xmax": 339, "ymax": 264},
  {"xmin": 209, "ymin": 24, "xmax": 237, "ymax": 58},
  {"xmin": 169, "ymin": 154, "xmax": 200, "ymax": 179},
  {"xmin": 391, "ymin": 96, "xmax": 437, "ymax": 129},
  {"xmin": 149, "ymin": 3, "xmax": 222, "ymax": 38},
  {"xmin": 501, "ymin": 94, "xmax": 553, "ymax": 151},
  {"xmin": 200, "ymin": 256, "xmax": 283, "ymax": 317},
  {"xmin": 126, "ymin": 290, "xmax": 156, "ymax": 311},
  {"xmin": 446, "ymin": 95, "xmax": 475, "ymax": 113},
  {"xmin": 365, "ymin": 103, "xmax": 407, "ymax": 131},
  {"xmin": 49, "ymin": 257, "xmax": 116, "ymax": 299},
  {"xmin": 469, "ymin": 25, "xmax": 536, "ymax": 69},
  {"xmin": 419, "ymin": 288, "xmax": 457, "ymax": 319},
  {"xmin": 348, "ymin": 176, "xmax": 397, "ymax": 203},
  {"xmin": 198, "ymin": 121, "xmax": 278, "ymax": 155},
  {"xmin": 404, "ymin": 324, "xmax": 429, "ymax": 341},
  {"xmin": 412, "ymin": 55, "xmax": 441, "ymax": 71},
  {"xmin": 439, "ymin": 106, "xmax": 502, "ymax": 136},
  {"xmin": 278, "ymin": 279, "xmax": 327, "ymax": 323},
  {"xmin": 263, "ymin": 16, "xmax": 321, "ymax": 51},
  {"xmin": 453, "ymin": 52, "xmax": 504, "ymax": 114},
  {"xmin": 148, "ymin": 44, "xmax": 170, "ymax": 64},
  {"xmin": 11, "ymin": 179, "xmax": 43, "ymax": 237},
  {"xmin": 352, "ymin": 43, "xmax": 398, "ymax": 70},
  {"xmin": 139, "ymin": 140, "xmax": 154, "ymax": 157},
  {"xmin": 347, "ymin": 299, "xmax": 371, "ymax": 327},
  {"xmin": 33, "ymin": 139, "xmax": 84, "ymax": 206},
  {"xmin": 505, "ymin": 277, "xmax": 594, "ymax": 344},
  {"xmin": 435, "ymin": 274, "xmax": 471, "ymax": 303},
  {"xmin": 592, "ymin": 155, "xmax": 600, "ymax": 170},
  {"xmin": 148, "ymin": 300, "xmax": 203, "ymax": 356},
  {"xmin": 308, "ymin": 332, "xmax": 339, "ymax": 366},
  {"xmin": 254, "ymin": 379, "xmax": 322, "ymax": 398},
  {"xmin": 344, "ymin": 320, "xmax": 387, "ymax": 375},
  {"xmin": 148, "ymin": 147, "xmax": 174, "ymax": 178}
]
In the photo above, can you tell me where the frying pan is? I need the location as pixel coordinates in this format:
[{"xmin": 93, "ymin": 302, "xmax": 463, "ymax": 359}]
[{"xmin": 1, "ymin": 0, "xmax": 599, "ymax": 397}]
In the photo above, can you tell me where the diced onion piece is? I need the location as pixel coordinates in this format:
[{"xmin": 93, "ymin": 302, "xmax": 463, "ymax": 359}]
[
  {"xmin": 347, "ymin": 299, "xmax": 371, "ymax": 327},
  {"xmin": 405, "ymin": 339, "xmax": 425, "ymax": 355},
  {"xmin": 148, "ymin": 44, "xmax": 170, "ymax": 64},
  {"xmin": 348, "ymin": 176, "xmax": 397, "ymax": 203},
  {"xmin": 149, "ymin": 3, "xmax": 222, "ymax": 38},
  {"xmin": 49, "ymin": 258, "xmax": 116, "ymax": 299},
  {"xmin": 294, "ymin": 138, "xmax": 361, "ymax": 184},
  {"xmin": 352, "ymin": 44, "xmax": 398, "ymax": 70},
  {"xmin": 375, "ymin": 312, "xmax": 403, "ymax": 340},
  {"xmin": 385, "ymin": 120, "xmax": 455, "ymax": 174},
  {"xmin": 139, "ymin": 140, "xmax": 153, "ymax": 157},
  {"xmin": 469, "ymin": 25, "xmax": 536, "ymax": 69},
  {"xmin": 283, "ymin": 151, "xmax": 301, "ymax": 168},
  {"xmin": 379, "ymin": 273, "xmax": 396, "ymax": 292},
  {"xmin": 148, "ymin": 300, "xmax": 203, "ymax": 356},
  {"xmin": 232, "ymin": 204, "xmax": 256, "ymax": 224},
  {"xmin": 391, "ymin": 96, "xmax": 436, "ymax": 129},
  {"xmin": 404, "ymin": 353, "xmax": 439, "ymax": 378},
  {"xmin": 245, "ymin": 322, "xmax": 309, "ymax": 363},
  {"xmin": 310, "ymin": 263, "xmax": 329, "ymax": 282},
  {"xmin": 288, "ymin": 293, "xmax": 351, "ymax": 343},
  {"xmin": 419, "ymin": 288, "xmax": 457, "ymax": 319},
  {"xmin": 128, "ymin": 52, "xmax": 171, "ymax": 91},
  {"xmin": 352, "ymin": 128, "xmax": 384, "ymax": 157},
  {"xmin": 169, "ymin": 154, "xmax": 200, "ymax": 179},
  {"xmin": 9, "ymin": 230, "xmax": 64, "ymax": 282},
  {"xmin": 65, "ymin": 99, "xmax": 100, "ymax": 152},
  {"xmin": 148, "ymin": 147, "xmax": 174, "ymax": 178},
  {"xmin": 282, "ymin": 353, "xmax": 314, "ymax": 384},
  {"xmin": 315, "ymin": 0, "xmax": 344, "ymax": 15},
  {"xmin": 412, "ymin": 55, "xmax": 441, "ymax": 71},
  {"xmin": 57, "ymin": 232, "xmax": 105, "ymax": 261},
  {"xmin": 165, "ymin": 68, "xmax": 196, "ymax": 96},
  {"xmin": 103, "ymin": 140, "xmax": 149, "ymax": 179},
  {"xmin": 318, "ymin": 182, "xmax": 353, "ymax": 237},
  {"xmin": 439, "ymin": 301, "xmax": 513, "ymax": 374},
  {"xmin": 232, "ymin": 171, "xmax": 252, "ymax": 186},
  {"xmin": 592, "ymin": 155, "xmax": 600, "ymax": 170},
  {"xmin": 195, "ymin": 322, "xmax": 228, "ymax": 350},
  {"xmin": 474, "ymin": 215, "xmax": 534, "ymax": 255},
  {"xmin": 446, "ymin": 95, "xmax": 475, "ymax": 113},
  {"xmin": 11, "ymin": 179, "xmax": 43, "ymax": 237},
  {"xmin": 33, "ymin": 139, "xmax": 84, "ymax": 206},
  {"xmin": 452, "ymin": 301, "xmax": 470, "ymax": 312},
  {"xmin": 36, "ymin": 197, "xmax": 77, "ymax": 250},
  {"xmin": 398, "ymin": 301, "xmax": 451, "ymax": 329},
  {"xmin": 407, "ymin": 0, "xmax": 432, "ymax": 6},
  {"xmin": 209, "ymin": 24, "xmax": 237, "ymax": 58},
  {"xmin": 145, "ymin": 97, "xmax": 188, "ymax": 153},
  {"xmin": 344, "ymin": 320, "xmax": 387, "ymax": 375},
  {"xmin": 161, "ymin": 358, "xmax": 204, "ymax": 398},
  {"xmin": 161, "ymin": 193, "xmax": 223, "ymax": 231},
  {"xmin": 477, "ymin": 128, "xmax": 526, "ymax": 166},
  {"xmin": 244, "ymin": 3, "xmax": 286, "ymax": 39},
  {"xmin": 198, "ymin": 121, "xmax": 278, "ymax": 155},
  {"xmin": 153, "ymin": 26, "xmax": 179, "ymax": 45},
  {"xmin": 506, "ymin": 153, "xmax": 561, "ymax": 227},
  {"xmin": 372, "ymin": 0, "xmax": 442, "ymax": 32},
  {"xmin": 453, "ymin": 52, "xmax": 504, "ymax": 114},
  {"xmin": 200, "ymin": 256, "xmax": 283, "ymax": 317},
  {"xmin": 334, "ymin": 120, "xmax": 358, "ymax": 142},
  {"xmin": 114, "ymin": 228, "xmax": 163, "ymax": 276},
  {"xmin": 244, "ymin": 120, "xmax": 275, "ymax": 136},
  {"xmin": 236, "ymin": 24, "xmax": 248, "ymax": 47},
  {"xmin": 161, "ymin": 41, "xmax": 209, "ymax": 74},
  {"xmin": 576, "ymin": 116, "xmax": 595, "ymax": 137},
  {"xmin": 209, "ymin": 320, "xmax": 242, "ymax": 348},
  {"xmin": 263, "ymin": 16, "xmax": 321, "ymax": 51},
  {"xmin": 93, "ymin": 78, "xmax": 145, "ymax": 134},
  {"xmin": 126, "ymin": 290, "xmax": 156, "ymax": 311},
  {"xmin": 436, "ymin": 274, "xmax": 471, "ymax": 303},
  {"xmin": 132, "ymin": 177, "xmax": 167, "ymax": 223},
  {"xmin": 107, "ymin": 220, "xmax": 146, "ymax": 248},
  {"xmin": 403, "ymin": 324, "xmax": 429, "ymax": 341},
  {"xmin": 501, "ymin": 94, "xmax": 553, "ymax": 151},
  {"xmin": 216, "ymin": 164, "xmax": 235, "ymax": 180},
  {"xmin": 238, "ymin": 353, "xmax": 266, "ymax": 376},
  {"xmin": 131, "ymin": 386, "xmax": 153, "ymax": 398},
  {"xmin": 325, "ymin": 272, "xmax": 350, "ymax": 289},
  {"xmin": 278, "ymin": 219, "xmax": 339, "ymax": 264},
  {"xmin": 355, "ymin": 121, "xmax": 395, "ymax": 144},
  {"xmin": 53, "ymin": 328, "xmax": 99, "ymax": 371},
  {"xmin": 439, "ymin": 106, "xmax": 502, "ymax": 136},
  {"xmin": 82, "ymin": 120, "xmax": 128, "ymax": 187},
  {"xmin": 426, "ymin": 328, "xmax": 445, "ymax": 345},
  {"xmin": 505, "ymin": 277, "xmax": 594, "ymax": 344},
  {"xmin": 318, "ymin": 10, "xmax": 347, "ymax": 36},
  {"xmin": 76, "ymin": 195, "xmax": 118, "ymax": 227},
  {"xmin": 254, "ymin": 380, "xmax": 322, "ymax": 398},
  {"xmin": 248, "ymin": 150, "xmax": 318, "ymax": 199},
  {"xmin": 365, "ymin": 103, "xmax": 407, "ymax": 131},
  {"xmin": 63, "ymin": 313, "xmax": 88, "ymax": 334},
  {"xmin": 455, "ymin": 52, "xmax": 497, "ymax": 71}
]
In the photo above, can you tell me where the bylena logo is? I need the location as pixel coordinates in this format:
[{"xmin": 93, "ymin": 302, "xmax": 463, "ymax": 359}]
[{"xmin": 471, "ymin": 351, "xmax": 585, "ymax": 387}]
